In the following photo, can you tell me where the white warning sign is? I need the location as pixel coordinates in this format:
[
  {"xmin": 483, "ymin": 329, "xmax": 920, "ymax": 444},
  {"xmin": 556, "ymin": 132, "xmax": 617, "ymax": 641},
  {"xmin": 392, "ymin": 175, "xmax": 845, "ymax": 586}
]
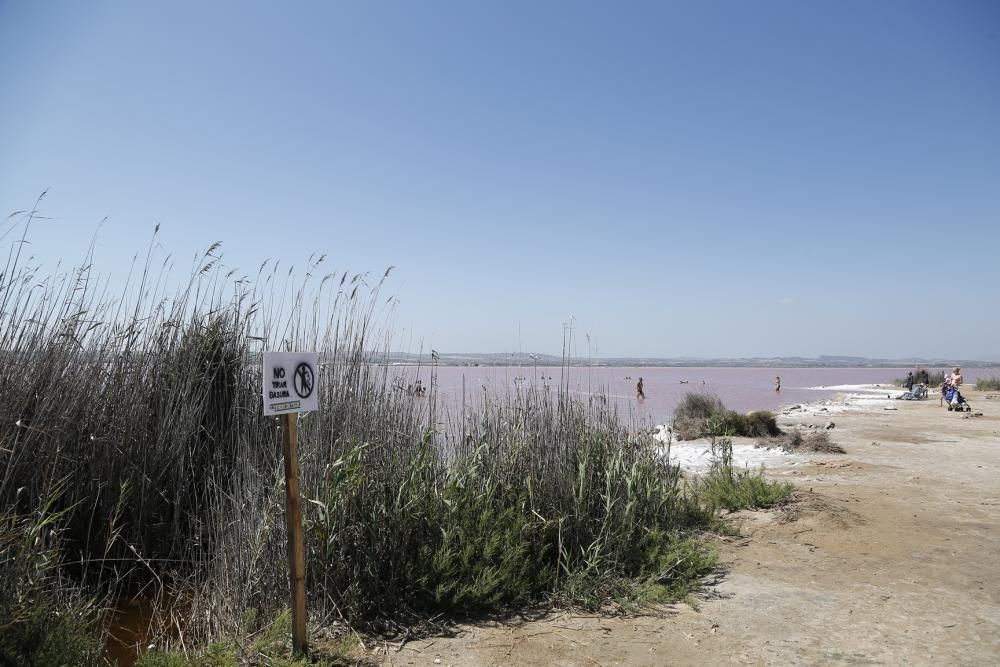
[{"xmin": 263, "ymin": 352, "xmax": 320, "ymax": 416}]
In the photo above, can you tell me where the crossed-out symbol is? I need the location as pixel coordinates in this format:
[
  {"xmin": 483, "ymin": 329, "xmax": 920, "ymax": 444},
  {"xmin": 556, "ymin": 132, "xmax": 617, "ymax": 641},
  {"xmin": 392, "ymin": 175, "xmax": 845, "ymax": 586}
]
[{"xmin": 293, "ymin": 362, "xmax": 315, "ymax": 399}]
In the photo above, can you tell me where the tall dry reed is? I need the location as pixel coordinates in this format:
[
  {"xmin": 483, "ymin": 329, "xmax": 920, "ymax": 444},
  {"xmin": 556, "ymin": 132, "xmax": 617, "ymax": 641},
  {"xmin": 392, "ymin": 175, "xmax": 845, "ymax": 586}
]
[{"xmin": 1, "ymin": 197, "xmax": 716, "ymax": 655}]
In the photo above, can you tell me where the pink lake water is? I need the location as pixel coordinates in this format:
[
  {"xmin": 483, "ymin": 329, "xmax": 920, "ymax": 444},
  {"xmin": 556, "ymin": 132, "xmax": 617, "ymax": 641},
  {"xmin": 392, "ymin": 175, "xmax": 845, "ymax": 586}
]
[{"xmin": 390, "ymin": 366, "xmax": 988, "ymax": 425}]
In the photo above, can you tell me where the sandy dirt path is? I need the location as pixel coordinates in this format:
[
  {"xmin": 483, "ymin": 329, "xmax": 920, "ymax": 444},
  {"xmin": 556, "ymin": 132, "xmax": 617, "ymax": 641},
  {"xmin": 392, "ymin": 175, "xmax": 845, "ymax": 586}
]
[{"xmin": 372, "ymin": 389, "xmax": 1000, "ymax": 666}]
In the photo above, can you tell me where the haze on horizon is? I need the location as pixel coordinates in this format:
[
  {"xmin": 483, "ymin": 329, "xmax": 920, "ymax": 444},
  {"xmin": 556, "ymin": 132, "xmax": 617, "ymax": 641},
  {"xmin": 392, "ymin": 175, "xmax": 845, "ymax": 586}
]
[{"xmin": 1, "ymin": 1, "xmax": 998, "ymax": 361}]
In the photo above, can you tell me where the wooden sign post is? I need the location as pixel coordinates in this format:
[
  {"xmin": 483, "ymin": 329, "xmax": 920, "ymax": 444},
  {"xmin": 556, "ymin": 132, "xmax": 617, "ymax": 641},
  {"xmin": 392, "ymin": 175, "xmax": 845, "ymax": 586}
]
[
  {"xmin": 280, "ymin": 412, "xmax": 307, "ymax": 656},
  {"xmin": 264, "ymin": 352, "xmax": 319, "ymax": 659}
]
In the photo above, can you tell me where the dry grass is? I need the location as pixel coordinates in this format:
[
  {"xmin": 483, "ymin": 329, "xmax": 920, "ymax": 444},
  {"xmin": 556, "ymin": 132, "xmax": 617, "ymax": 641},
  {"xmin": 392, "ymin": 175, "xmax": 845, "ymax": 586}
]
[
  {"xmin": 974, "ymin": 376, "xmax": 1000, "ymax": 391},
  {"xmin": 757, "ymin": 429, "xmax": 845, "ymax": 454},
  {"xmin": 672, "ymin": 394, "xmax": 781, "ymax": 440},
  {"xmin": 1, "ymin": 196, "xmax": 723, "ymax": 659}
]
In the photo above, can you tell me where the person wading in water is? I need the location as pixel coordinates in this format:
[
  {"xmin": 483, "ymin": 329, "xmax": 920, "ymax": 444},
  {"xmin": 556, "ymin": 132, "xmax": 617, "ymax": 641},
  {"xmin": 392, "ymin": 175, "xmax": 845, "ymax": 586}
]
[
  {"xmin": 636, "ymin": 377, "xmax": 645, "ymax": 400},
  {"xmin": 775, "ymin": 376, "xmax": 781, "ymax": 392}
]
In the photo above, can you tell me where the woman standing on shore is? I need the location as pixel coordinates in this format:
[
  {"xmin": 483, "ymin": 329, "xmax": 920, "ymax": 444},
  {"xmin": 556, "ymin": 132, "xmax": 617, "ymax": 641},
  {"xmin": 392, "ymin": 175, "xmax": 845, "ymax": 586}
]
[{"xmin": 951, "ymin": 367, "xmax": 963, "ymax": 387}]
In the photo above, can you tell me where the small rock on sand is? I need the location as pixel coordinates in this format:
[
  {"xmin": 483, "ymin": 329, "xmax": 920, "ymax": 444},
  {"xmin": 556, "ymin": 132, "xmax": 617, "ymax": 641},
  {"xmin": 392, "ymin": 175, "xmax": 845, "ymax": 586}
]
[{"xmin": 825, "ymin": 421, "xmax": 836, "ymax": 430}]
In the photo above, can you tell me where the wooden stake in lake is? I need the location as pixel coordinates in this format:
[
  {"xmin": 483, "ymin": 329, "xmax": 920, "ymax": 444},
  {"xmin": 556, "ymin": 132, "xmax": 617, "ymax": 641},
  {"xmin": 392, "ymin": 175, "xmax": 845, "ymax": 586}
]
[{"xmin": 263, "ymin": 351, "xmax": 320, "ymax": 658}]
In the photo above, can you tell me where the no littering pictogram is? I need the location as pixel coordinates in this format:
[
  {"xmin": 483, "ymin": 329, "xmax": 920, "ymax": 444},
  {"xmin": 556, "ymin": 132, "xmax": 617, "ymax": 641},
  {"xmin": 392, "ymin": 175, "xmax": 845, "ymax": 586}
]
[{"xmin": 293, "ymin": 362, "xmax": 314, "ymax": 399}]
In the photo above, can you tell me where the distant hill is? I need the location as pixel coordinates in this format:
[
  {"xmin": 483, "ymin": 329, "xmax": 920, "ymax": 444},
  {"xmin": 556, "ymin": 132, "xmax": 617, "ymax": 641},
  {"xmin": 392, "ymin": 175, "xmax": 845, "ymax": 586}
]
[{"xmin": 384, "ymin": 352, "xmax": 999, "ymax": 369}]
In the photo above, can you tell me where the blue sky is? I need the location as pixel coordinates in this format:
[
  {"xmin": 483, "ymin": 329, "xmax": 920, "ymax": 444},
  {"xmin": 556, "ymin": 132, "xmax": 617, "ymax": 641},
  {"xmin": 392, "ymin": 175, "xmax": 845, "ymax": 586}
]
[{"xmin": 2, "ymin": 0, "xmax": 998, "ymax": 359}]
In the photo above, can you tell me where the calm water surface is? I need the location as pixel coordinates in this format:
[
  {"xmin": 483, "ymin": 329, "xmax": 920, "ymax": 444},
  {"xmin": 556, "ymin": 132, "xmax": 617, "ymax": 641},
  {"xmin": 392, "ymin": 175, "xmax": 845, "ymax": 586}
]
[{"xmin": 390, "ymin": 366, "xmax": 987, "ymax": 426}]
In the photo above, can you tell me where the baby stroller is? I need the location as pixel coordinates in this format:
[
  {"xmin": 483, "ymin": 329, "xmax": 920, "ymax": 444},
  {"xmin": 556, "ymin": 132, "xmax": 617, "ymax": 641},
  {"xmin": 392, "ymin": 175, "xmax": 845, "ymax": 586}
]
[{"xmin": 944, "ymin": 386, "xmax": 971, "ymax": 412}]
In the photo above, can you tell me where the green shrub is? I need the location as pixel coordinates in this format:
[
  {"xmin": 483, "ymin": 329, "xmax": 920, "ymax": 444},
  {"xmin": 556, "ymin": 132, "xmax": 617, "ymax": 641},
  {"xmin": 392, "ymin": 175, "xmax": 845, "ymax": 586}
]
[
  {"xmin": 304, "ymin": 394, "xmax": 713, "ymax": 618},
  {"xmin": 672, "ymin": 394, "xmax": 781, "ymax": 440},
  {"xmin": 0, "ymin": 505, "xmax": 104, "ymax": 667},
  {"xmin": 674, "ymin": 393, "xmax": 727, "ymax": 422},
  {"xmin": 555, "ymin": 532, "xmax": 717, "ymax": 611},
  {"xmin": 694, "ymin": 433, "xmax": 793, "ymax": 512},
  {"xmin": 633, "ymin": 532, "xmax": 719, "ymax": 604},
  {"xmin": 671, "ymin": 416, "xmax": 705, "ymax": 441},
  {"xmin": 975, "ymin": 376, "xmax": 1000, "ymax": 391},
  {"xmin": 744, "ymin": 411, "xmax": 781, "ymax": 437},
  {"xmin": 697, "ymin": 465, "xmax": 794, "ymax": 512},
  {"xmin": 757, "ymin": 429, "xmax": 845, "ymax": 454},
  {"xmin": 672, "ymin": 393, "xmax": 726, "ymax": 440}
]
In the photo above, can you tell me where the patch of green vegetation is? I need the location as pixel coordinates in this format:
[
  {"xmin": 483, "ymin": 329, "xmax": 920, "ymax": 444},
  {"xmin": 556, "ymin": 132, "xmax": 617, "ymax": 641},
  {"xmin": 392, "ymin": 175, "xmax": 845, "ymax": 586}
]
[
  {"xmin": 698, "ymin": 465, "xmax": 794, "ymax": 512},
  {"xmin": 136, "ymin": 652, "xmax": 191, "ymax": 667},
  {"xmin": 553, "ymin": 532, "xmax": 717, "ymax": 612},
  {"xmin": 0, "ymin": 606, "xmax": 102, "ymax": 667},
  {"xmin": 137, "ymin": 611, "xmax": 360, "ymax": 667},
  {"xmin": 743, "ymin": 411, "xmax": 782, "ymax": 437},
  {"xmin": 672, "ymin": 393, "xmax": 781, "ymax": 440},
  {"xmin": 633, "ymin": 533, "xmax": 720, "ymax": 605},
  {"xmin": 975, "ymin": 376, "xmax": 1000, "ymax": 391},
  {"xmin": 0, "ymin": 503, "xmax": 105, "ymax": 667},
  {"xmin": 694, "ymin": 431, "xmax": 794, "ymax": 512},
  {"xmin": 306, "ymin": 410, "xmax": 718, "ymax": 618}
]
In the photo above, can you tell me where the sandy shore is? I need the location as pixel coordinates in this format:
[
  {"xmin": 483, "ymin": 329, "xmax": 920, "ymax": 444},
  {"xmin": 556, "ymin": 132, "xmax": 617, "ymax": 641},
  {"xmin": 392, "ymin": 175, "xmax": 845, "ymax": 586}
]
[{"xmin": 377, "ymin": 387, "xmax": 1000, "ymax": 666}]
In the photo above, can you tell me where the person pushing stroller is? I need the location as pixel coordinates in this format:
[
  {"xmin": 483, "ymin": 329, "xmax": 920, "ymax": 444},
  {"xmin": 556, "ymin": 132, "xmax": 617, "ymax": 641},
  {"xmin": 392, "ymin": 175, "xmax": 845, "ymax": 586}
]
[{"xmin": 941, "ymin": 368, "xmax": 970, "ymax": 411}]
